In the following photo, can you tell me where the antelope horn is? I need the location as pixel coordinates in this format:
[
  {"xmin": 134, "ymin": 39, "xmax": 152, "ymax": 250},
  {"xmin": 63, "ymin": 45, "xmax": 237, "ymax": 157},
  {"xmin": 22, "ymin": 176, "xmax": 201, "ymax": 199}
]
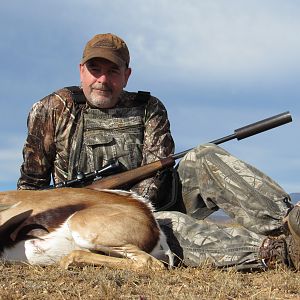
[{"xmin": 0, "ymin": 203, "xmax": 17, "ymax": 211}]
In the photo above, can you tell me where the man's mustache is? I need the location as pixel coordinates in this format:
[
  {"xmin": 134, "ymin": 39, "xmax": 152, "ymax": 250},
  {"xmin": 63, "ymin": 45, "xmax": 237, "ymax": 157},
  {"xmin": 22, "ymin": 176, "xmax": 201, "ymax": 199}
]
[{"xmin": 91, "ymin": 83, "xmax": 112, "ymax": 92}]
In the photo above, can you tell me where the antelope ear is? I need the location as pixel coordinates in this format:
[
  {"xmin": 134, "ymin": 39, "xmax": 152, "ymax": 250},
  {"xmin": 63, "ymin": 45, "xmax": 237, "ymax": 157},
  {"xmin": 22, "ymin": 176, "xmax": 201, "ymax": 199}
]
[{"xmin": 0, "ymin": 209, "xmax": 33, "ymax": 242}]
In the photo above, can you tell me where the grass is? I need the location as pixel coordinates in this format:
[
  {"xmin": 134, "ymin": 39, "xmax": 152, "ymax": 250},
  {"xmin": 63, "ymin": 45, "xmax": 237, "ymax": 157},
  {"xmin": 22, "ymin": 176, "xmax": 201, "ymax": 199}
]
[{"xmin": 1, "ymin": 262, "xmax": 300, "ymax": 299}]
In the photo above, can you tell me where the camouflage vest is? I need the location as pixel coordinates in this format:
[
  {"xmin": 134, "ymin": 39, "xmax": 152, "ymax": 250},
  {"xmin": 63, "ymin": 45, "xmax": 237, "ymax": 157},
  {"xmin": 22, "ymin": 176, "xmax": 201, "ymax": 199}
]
[
  {"xmin": 66, "ymin": 87, "xmax": 151, "ymax": 179},
  {"xmin": 65, "ymin": 87, "xmax": 179, "ymax": 212}
]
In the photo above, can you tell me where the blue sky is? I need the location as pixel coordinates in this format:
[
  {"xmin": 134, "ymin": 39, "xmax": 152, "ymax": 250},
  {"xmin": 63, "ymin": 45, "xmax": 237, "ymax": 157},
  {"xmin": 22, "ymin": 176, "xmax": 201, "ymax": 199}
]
[{"xmin": 0, "ymin": 1, "xmax": 299, "ymax": 193}]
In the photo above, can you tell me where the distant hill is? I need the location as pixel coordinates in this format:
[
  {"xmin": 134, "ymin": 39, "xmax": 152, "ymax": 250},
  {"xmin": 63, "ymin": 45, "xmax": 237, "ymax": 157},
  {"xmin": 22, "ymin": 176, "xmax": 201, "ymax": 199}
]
[{"xmin": 290, "ymin": 193, "xmax": 300, "ymax": 203}]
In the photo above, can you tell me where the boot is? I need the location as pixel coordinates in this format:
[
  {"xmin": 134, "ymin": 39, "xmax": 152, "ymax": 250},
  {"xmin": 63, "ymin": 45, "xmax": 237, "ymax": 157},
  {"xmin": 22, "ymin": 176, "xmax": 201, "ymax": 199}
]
[
  {"xmin": 259, "ymin": 236, "xmax": 292, "ymax": 268},
  {"xmin": 284, "ymin": 205, "xmax": 300, "ymax": 269},
  {"xmin": 259, "ymin": 205, "xmax": 300, "ymax": 270}
]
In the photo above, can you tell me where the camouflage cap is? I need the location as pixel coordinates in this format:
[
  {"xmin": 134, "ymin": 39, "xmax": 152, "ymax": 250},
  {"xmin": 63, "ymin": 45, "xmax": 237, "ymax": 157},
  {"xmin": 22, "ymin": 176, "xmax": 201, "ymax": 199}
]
[{"xmin": 81, "ymin": 33, "xmax": 130, "ymax": 68}]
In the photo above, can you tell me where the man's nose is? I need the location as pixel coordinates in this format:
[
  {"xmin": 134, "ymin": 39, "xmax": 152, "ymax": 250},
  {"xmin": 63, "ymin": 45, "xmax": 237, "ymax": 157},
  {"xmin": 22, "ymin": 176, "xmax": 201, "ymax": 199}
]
[{"xmin": 96, "ymin": 72, "xmax": 109, "ymax": 83}]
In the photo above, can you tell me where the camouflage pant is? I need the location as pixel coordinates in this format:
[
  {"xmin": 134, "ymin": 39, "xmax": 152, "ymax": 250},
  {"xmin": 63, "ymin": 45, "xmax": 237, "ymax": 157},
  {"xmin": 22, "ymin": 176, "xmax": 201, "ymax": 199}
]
[{"xmin": 155, "ymin": 144, "xmax": 292, "ymax": 270}]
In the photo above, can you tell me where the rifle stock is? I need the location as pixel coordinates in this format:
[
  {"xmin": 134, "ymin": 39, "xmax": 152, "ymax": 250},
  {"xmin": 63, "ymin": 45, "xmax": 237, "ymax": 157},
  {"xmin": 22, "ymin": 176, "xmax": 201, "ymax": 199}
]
[
  {"xmin": 87, "ymin": 111, "xmax": 292, "ymax": 191},
  {"xmin": 87, "ymin": 156, "xmax": 175, "ymax": 190}
]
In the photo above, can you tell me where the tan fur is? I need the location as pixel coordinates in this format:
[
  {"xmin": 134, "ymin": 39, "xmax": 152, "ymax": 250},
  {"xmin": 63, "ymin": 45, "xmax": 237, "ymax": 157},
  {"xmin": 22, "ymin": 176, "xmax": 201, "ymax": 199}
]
[{"xmin": 0, "ymin": 188, "xmax": 171, "ymax": 271}]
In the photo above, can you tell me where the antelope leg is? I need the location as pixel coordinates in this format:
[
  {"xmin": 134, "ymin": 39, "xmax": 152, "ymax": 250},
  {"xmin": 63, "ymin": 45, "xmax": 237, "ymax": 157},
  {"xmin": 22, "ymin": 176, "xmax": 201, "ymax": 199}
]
[{"xmin": 60, "ymin": 245, "xmax": 165, "ymax": 271}]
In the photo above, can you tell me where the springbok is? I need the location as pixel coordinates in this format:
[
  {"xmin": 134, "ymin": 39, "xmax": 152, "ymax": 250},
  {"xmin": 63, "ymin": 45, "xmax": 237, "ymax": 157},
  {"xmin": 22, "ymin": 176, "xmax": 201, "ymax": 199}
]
[{"xmin": 0, "ymin": 188, "xmax": 173, "ymax": 271}]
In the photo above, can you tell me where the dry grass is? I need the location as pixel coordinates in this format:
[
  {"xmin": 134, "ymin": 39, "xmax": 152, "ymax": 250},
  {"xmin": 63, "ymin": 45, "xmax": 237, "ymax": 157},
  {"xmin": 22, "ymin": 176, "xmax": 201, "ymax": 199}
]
[{"xmin": 1, "ymin": 262, "xmax": 300, "ymax": 299}]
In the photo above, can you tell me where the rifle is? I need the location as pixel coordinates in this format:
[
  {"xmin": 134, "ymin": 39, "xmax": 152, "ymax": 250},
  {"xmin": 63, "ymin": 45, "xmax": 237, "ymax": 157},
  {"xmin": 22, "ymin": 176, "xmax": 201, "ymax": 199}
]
[
  {"xmin": 83, "ymin": 111, "xmax": 292, "ymax": 191},
  {"xmin": 53, "ymin": 159, "xmax": 122, "ymax": 188}
]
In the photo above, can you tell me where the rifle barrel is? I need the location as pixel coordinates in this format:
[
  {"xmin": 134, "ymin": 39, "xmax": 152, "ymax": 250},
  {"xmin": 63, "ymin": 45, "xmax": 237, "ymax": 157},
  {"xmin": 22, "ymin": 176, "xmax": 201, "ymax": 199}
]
[{"xmin": 173, "ymin": 111, "xmax": 292, "ymax": 160}]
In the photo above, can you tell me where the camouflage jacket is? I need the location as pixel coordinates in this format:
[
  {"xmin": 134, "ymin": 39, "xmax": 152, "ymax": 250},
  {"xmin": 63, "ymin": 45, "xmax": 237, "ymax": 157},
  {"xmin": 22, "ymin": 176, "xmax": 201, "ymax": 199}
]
[{"xmin": 17, "ymin": 86, "xmax": 175, "ymax": 207}]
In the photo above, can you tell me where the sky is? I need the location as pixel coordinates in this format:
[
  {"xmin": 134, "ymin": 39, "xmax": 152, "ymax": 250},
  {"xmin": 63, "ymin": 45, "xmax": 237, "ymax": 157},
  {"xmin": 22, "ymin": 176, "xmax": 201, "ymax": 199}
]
[{"xmin": 0, "ymin": 0, "xmax": 299, "ymax": 193}]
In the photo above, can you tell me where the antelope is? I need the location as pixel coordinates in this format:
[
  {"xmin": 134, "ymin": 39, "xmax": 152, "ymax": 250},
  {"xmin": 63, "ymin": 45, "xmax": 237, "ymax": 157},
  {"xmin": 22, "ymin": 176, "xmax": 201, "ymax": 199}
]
[{"xmin": 0, "ymin": 188, "xmax": 174, "ymax": 271}]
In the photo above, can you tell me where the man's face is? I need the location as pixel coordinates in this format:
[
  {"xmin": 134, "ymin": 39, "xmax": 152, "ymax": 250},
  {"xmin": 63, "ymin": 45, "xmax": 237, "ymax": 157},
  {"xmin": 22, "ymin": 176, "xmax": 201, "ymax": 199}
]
[{"xmin": 80, "ymin": 58, "xmax": 131, "ymax": 108}]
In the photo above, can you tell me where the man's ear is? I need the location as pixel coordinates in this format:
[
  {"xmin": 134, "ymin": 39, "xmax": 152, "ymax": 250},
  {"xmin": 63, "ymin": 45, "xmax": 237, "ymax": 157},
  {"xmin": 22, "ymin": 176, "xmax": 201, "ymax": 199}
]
[
  {"xmin": 79, "ymin": 64, "xmax": 84, "ymax": 82},
  {"xmin": 124, "ymin": 67, "xmax": 132, "ymax": 87}
]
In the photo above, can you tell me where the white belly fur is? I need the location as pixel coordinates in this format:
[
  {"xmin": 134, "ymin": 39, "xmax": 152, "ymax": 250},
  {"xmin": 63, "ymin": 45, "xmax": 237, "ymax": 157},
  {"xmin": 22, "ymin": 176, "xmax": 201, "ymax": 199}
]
[{"xmin": 1, "ymin": 221, "xmax": 82, "ymax": 265}]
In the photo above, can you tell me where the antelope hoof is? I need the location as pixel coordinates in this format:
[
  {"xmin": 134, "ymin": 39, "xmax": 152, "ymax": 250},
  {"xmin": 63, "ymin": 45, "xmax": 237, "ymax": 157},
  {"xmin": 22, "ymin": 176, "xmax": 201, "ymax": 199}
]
[
  {"xmin": 59, "ymin": 253, "xmax": 77, "ymax": 269},
  {"xmin": 145, "ymin": 257, "xmax": 166, "ymax": 271}
]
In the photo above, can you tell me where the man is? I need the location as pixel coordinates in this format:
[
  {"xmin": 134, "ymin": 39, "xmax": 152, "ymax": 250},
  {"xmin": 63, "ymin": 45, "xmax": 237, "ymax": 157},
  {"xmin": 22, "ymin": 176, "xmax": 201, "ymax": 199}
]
[
  {"xmin": 18, "ymin": 33, "xmax": 300, "ymax": 270},
  {"xmin": 18, "ymin": 33, "xmax": 174, "ymax": 207}
]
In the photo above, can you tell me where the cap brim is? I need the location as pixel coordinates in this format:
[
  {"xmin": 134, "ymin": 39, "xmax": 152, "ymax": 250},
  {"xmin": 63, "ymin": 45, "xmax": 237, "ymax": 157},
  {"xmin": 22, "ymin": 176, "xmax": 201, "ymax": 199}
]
[{"xmin": 81, "ymin": 49, "xmax": 126, "ymax": 68}]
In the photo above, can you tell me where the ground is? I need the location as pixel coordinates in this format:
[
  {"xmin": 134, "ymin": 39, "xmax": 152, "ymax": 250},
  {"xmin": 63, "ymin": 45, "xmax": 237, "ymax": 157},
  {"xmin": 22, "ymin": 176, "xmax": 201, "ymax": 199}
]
[{"xmin": 1, "ymin": 262, "xmax": 300, "ymax": 299}]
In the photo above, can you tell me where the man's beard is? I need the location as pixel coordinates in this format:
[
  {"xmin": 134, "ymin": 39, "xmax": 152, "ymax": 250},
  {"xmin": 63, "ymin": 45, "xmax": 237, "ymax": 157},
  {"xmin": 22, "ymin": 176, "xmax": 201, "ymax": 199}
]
[{"xmin": 87, "ymin": 83, "xmax": 118, "ymax": 108}]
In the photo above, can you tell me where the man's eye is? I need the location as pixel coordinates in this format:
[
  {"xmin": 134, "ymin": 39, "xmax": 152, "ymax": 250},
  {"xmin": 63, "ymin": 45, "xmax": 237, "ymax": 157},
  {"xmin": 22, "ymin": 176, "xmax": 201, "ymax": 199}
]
[
  {"xmin": 90, "ymin": 67, "xmax": 101, "ymax": 72},
  {"xmin": 110, "ymin": 69, "xmax": 121, "ymax": 75}
]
